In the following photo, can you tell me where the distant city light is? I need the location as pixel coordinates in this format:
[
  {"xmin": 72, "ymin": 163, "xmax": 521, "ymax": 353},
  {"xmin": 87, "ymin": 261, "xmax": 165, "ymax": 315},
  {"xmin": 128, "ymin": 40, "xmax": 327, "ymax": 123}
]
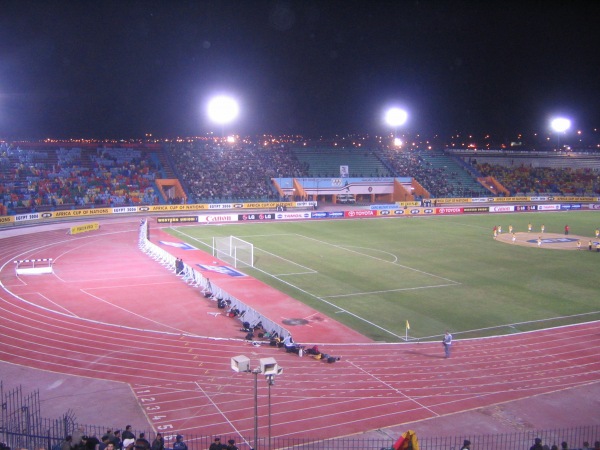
[
  {"xmin": 207, "ymin": 95, "xmax": 239, "ymax": 124},
  {"xmin": 550, "ymin": 117, "xmax": 571, "ymax": 133},
  {"xmin": 385, "ymin": 107, "xmax": 408, "ymax": 127}
]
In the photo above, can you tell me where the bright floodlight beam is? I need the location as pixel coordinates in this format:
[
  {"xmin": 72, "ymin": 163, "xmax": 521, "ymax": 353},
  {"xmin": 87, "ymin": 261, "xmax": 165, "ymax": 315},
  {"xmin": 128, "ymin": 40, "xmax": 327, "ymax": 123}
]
[
  {"xmin": 385, "ymin": 107, "xmax": 408, "ymax": 128},
  {"xmin": 550, "ymin": 117, "xmax": 571, "ymax": 133},
  {"xmin": 550, "ymin": 117, "xmax": 571, "ymax": 151},
  {"xmin": 207, "ymin": 95, "xmax": 239, "ymax": 125}
]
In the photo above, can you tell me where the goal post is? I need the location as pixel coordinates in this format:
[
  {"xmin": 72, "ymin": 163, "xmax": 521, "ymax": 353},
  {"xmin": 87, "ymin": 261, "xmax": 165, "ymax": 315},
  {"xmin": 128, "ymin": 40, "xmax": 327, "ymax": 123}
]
[{"xmin": 213, "ymin": 236, "xmax": 254, "ymax": 268}]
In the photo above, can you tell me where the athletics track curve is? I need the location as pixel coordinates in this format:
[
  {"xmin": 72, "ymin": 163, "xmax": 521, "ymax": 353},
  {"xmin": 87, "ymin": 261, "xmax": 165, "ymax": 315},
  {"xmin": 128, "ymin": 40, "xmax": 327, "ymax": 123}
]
[{"xmin": 0, "ymin": 218, "xmax": 599, "ymax": 443}]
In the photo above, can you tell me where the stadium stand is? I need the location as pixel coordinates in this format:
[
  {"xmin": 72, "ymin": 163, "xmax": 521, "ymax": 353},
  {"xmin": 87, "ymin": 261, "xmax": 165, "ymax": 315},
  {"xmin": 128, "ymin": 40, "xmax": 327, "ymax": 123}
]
[
  {"xmin": 291, "ymin": 147, "xmax": 392, "ymax": 178},
  {"xmin": 3, "ymin": 141, "xmax": 600, "ymax": 215}
]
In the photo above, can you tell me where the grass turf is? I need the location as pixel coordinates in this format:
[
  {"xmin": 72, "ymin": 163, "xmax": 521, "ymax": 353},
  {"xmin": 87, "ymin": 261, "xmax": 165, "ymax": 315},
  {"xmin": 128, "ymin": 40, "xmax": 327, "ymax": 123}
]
[{"xmin": 166, "ymin": 210, "xmax": 600, "ymax": 342}]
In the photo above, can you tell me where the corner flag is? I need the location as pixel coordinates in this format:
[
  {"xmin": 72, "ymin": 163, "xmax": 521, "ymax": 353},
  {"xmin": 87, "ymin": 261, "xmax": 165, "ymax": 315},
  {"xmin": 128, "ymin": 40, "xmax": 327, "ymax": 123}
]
[{"xmin": 406, "ymin": 320, "xmax": 410, "ymax": 330}]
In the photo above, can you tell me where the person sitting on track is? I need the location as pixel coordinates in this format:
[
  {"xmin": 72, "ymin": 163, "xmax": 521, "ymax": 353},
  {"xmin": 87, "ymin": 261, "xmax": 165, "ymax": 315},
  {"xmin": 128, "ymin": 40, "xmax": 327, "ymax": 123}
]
[{"xmin": 283, "ymin": 334, "xmax": 304, "ymax": 354}]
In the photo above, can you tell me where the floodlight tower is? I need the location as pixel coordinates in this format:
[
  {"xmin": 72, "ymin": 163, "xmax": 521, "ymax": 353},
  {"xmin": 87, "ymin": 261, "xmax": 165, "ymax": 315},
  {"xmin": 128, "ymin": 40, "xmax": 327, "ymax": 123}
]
[
  {"xmin": 385, "ymin": 107, "xmax": 408, "ymax": 148},
  {"xmin": 550, "ymin": 117, "xmax": 571, "ymax": 151},
  {"xmin": 231, "ymin": 356, "xmax": 283, "ymax": 450},
  {"xmin": 207, "ymin": 95, "xmax": 240, "ymax": 139}
]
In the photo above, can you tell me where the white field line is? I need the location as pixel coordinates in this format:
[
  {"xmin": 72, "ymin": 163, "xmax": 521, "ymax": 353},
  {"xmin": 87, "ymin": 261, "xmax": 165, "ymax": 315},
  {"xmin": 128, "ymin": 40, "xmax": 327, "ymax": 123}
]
[
  {"xmin": 208, "ymin": 232, "xmax": 462, "ymax": 339},
  {"xmin": 323, "ymin": 283, "xmax": 461, "ymax": 299},
  {"xmin": 254, "ymin": 246, "xmax": 318, "ymax": 275},
  {"xmin": 250, "ymin": 263, "xmax": 407, "ymax": 340},
  {"xmin": 296, "ymin": 233, "xmax": 461, "ymax": 284}
]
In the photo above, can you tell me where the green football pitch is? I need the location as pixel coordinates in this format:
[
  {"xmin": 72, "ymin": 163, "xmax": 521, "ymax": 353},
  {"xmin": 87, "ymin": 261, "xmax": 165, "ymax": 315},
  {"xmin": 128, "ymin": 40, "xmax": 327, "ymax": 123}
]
[{"xmin": 166, "ymin": 211, "xmax": 600, "ymax": 342}]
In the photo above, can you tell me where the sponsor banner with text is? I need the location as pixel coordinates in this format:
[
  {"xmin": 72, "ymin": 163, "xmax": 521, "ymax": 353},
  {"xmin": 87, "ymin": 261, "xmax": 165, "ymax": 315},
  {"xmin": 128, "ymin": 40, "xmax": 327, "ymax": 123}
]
[
  {"xmin": 560, "ymin": 204, "xmax": 582, "ymax": 210},
  {"xmin": 69, "ymin": 222, "xmax": 100, "ymax": 235},
  {"xmin": 371, "ymin": 204, "xmax": 399, "ymax": 210},
  {"xmin": 537, "ymin": 204, "xmax": 560, "ymax": 211},
  {"xmin": 395, "ymin": 201, "xmax": 421, "ymax": 207},
  {"xmin": 513, "ymin": 205, "xmax": 535, "ymax": 211},
  {"xmin": 491, "ymin": 197, "xmax": 529, "ymax": 202},
  {"xmin": 436, "ymin": 207, "xmax": 463, "ymax": 215},
  {"xmin": 113, "ymin": 206, "xmax": 139, "ymax": 214},
  {"xmin": 0, "ymin": 215, "xmax": 14, "ymax": 224},
  {"xmin": 275, "ymin": 211, "xmax": 312, "ymax": 220},
  {"xmin": 14, "ymin": 213, "xmax": 41, "ymax": 222},
  {"xmin": 51, "ymin": 208, "xmax": 112, "ymax": 218},
  {"xmin": 156, "ymin": 216, "xmax": 199, "ymax": 223},
  {"xmin": 440, "ymin": 197, "xmax": 475, "ymax": 203},
  {"xmin": 311, "ymin": 211, "xmax": 345, "ymax": 219},
  {"xmin": 463, "ymin": 206, "xmax": 490, "ymax": 213},
  {"xmin": 142, "ymin": 204, "xmax": 209, "ymax": 212},
  {"xmin": 238, "ymin": 213, "xmax": 276, "ymax": 221},
  {"xmin": 489, "ymin": 205, "xmax": 516, "ymax": 213},
  {"xmin": 197, "ymin": 214, "xmax": 239, "ymax": 223},
  {"xmin": 345, "ymin": 210, "xmax": 376, "ymax": 218}
]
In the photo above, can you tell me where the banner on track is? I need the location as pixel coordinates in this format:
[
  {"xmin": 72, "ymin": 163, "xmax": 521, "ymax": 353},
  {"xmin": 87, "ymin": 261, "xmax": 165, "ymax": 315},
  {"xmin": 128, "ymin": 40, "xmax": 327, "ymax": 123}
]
[{"xmin": 69, "ymin": 222, "xmax": 100, "ymax": 235}]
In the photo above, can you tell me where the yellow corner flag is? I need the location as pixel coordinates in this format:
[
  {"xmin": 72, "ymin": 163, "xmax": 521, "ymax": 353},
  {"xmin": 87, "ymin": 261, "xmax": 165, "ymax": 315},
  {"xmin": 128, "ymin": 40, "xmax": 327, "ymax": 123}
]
[{"xmin": 406, "ymin": 320, "xmax": 410, "ymax": 330}]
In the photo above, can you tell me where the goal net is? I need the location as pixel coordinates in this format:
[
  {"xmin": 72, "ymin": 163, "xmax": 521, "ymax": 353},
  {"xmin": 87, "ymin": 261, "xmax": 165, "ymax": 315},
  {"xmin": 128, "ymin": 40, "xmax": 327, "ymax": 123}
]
[{"xmin": 213, "ymin": 236, "xmax": 254, "ymax": 268}]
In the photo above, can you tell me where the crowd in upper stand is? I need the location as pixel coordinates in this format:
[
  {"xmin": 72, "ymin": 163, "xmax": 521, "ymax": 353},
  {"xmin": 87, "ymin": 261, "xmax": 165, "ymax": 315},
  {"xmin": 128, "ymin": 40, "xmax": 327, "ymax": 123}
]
[
  {"xmin": 382, "ymin": 148, "xmax": 460, "ymax": 198},
  {"xmin": 2, "ymin": 141, "xmax": 600, "ymax": 216},
  {"xmin": 0, "ymin": 144, "xmax": 159, "ymax": 214},
  {"xmin": 476, "ymin": 162, "xmax": 600, "ymax": 196},
  {"xmin": 167, "ymin": 142, "xmax": 306, "ymax": 203}
]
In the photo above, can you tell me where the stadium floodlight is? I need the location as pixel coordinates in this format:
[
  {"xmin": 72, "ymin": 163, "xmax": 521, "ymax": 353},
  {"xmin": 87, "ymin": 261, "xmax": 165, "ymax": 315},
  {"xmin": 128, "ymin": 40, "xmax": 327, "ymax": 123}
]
[
  {"xmin": 550, "ymin": 117, "xmax": 571, "ymax": 151},
  {"xmin": 385, "ymin": 107, "xmax": 408, "ymax": 128},
  {"xmin": 384, "ymin": 107, "xmax": 408, "ymax": 149},
  {"xmin": 550, "ymin": 117, "xmax": 571, "ymax": 133},
  {"xmin": 207, "ymin": 95, "xmax": 239, "ymax": 125}
]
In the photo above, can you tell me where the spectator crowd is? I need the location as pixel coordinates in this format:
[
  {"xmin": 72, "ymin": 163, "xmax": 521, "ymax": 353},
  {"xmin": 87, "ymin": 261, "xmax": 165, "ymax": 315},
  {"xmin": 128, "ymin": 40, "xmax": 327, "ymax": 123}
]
[
  {"xmin": 476, "ymin": 162, "xmax": 600, "ymax": 196},
  {"xmin": 0, "ymin": 144, "xmax": 159, "ymax": 215},
  {"xmin": 167, "ymin": 142, "xmax": 306, "ymax": 203},
  {"xmin": 2, "ymin": 141, "xmax": 600, "ymax": 217}
]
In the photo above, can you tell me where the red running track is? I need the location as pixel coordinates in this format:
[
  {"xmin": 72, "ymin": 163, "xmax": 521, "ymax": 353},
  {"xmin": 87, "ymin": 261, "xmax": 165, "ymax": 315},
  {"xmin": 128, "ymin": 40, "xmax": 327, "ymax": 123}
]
[{"xmin": 0, "ymin": 218, "xmax": 599, "ymax": 443}]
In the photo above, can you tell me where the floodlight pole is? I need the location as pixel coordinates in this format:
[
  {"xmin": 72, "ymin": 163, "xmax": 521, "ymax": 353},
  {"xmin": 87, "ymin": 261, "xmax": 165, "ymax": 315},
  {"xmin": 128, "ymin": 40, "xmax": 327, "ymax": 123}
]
[
  {"xmin": 252, "ymin": 368, "xmax": 259, "ymax": 450},
  {"xmin": 266, "ymin": 375, "xmax": 274, "ymax": 450},
  {"xmin": 232, "ymin": 356, "xmax": 281, "ymax": 450}
]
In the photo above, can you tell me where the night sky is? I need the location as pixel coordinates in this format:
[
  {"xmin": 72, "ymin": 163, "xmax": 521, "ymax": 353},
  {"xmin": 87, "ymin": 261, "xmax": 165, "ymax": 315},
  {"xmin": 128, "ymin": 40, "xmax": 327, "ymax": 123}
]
[{"xmin": 1, "ymin": 1, "xmax": 600, "ymax": 140}]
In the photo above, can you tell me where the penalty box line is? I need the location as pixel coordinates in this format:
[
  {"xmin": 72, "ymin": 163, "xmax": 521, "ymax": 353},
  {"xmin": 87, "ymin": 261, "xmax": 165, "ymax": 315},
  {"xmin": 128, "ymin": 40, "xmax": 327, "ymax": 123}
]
[
  {"xmin": 251, "ymin": 264, "xmax": 410, "ymax": 340},
  {"xmin": 322, "ymin": 282, "xmax": 461, "ymax": 299},
  {"xmin": 295, "ymin": 233, "xmax": 461, "ymax": 285}
]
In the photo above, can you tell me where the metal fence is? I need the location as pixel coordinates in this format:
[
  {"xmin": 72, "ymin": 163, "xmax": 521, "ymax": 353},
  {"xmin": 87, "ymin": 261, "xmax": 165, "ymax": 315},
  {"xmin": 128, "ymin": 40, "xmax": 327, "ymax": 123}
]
[
  {"xmin": 0, "ymin": 382, "xmax": 145, "ymax": 450},
  {"xmin": 1, "ymin": 382, "xmax": 598, "ymax": 450},
  {"xmin": 3, "ymin": 426, "xmax": 599, "ymax": 450}
]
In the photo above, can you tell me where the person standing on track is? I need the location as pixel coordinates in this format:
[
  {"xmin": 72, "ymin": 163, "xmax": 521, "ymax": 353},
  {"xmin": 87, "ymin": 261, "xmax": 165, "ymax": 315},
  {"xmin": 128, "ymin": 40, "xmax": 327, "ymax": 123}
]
[{"xmin": 442, "ymin": 330, "xmax": 452, "ymax": 358}]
